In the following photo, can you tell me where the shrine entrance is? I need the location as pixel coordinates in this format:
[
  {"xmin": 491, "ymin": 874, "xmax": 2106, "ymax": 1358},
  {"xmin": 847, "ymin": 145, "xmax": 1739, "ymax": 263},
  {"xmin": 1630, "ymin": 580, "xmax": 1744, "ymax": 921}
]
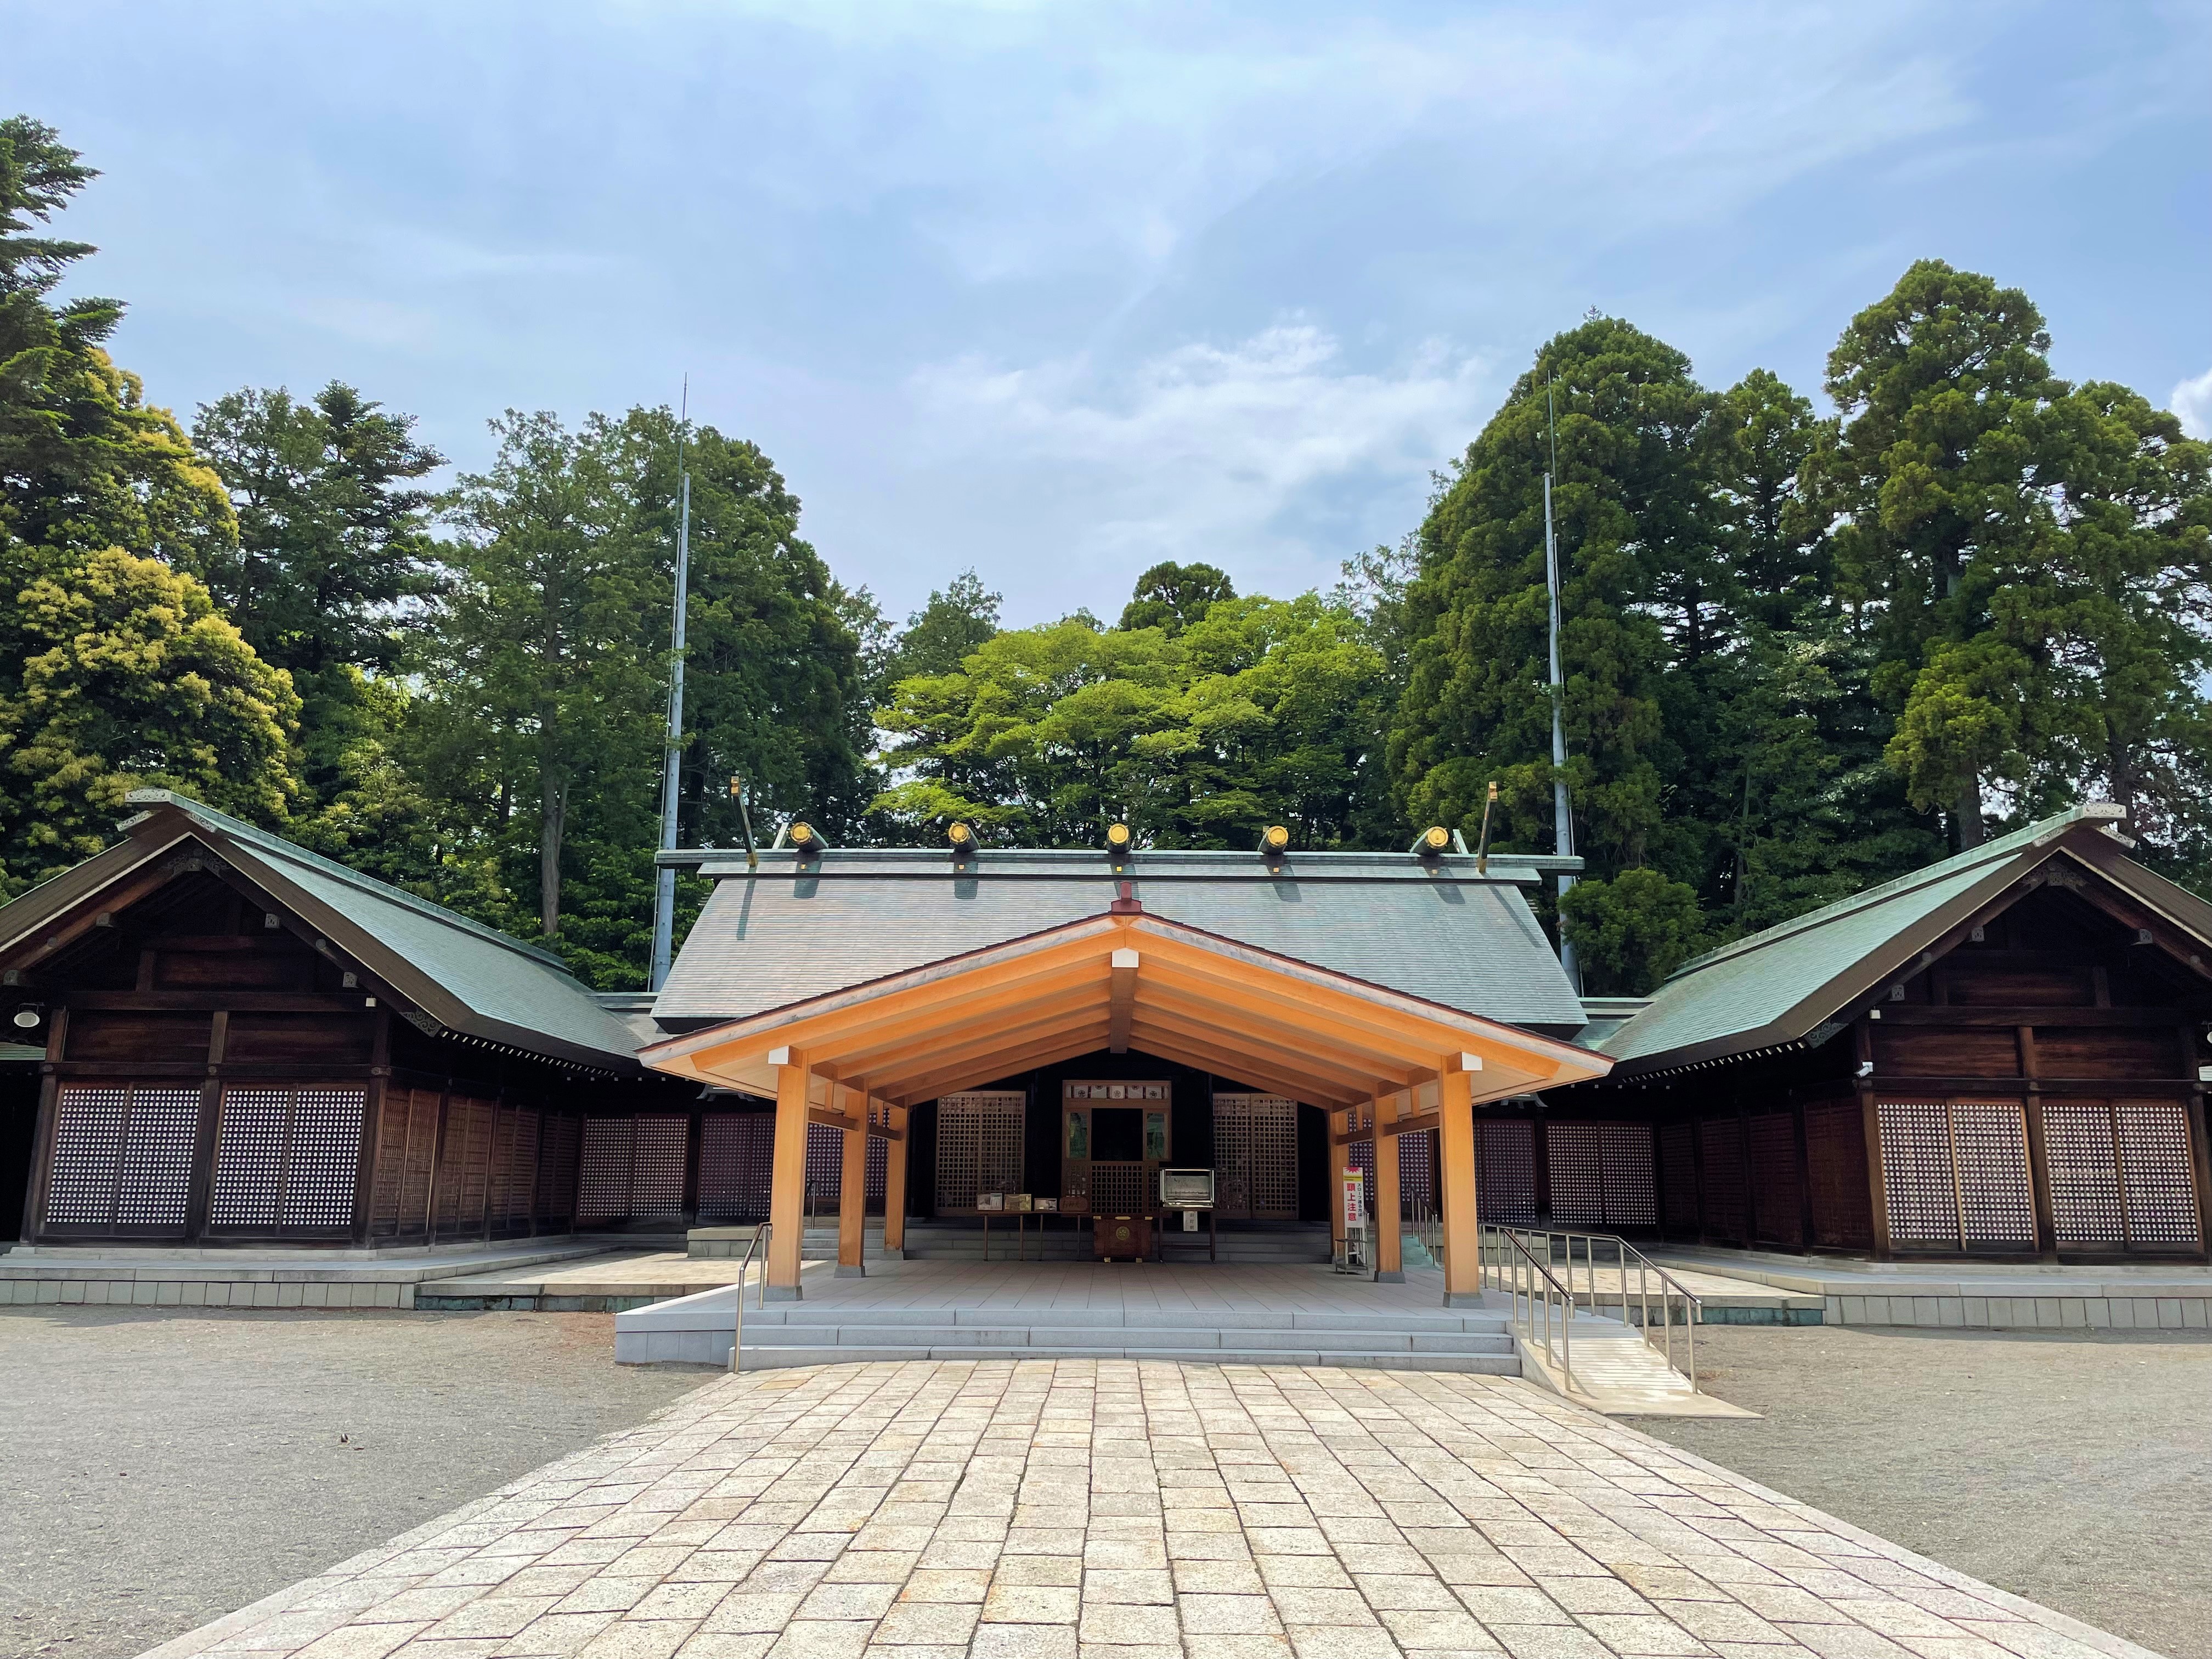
[{"xmin": 1059, "ymin": 1077, "xmax": 1170, "ymax": 1218}]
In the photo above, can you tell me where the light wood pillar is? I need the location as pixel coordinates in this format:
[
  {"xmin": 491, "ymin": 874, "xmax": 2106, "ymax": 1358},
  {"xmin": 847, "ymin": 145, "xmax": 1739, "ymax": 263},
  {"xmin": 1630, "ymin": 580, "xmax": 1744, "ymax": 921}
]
[
  {"xmin": 766, "ymin": 1048, "xmax": 809, "ymax": 1299},
  {"xmin": 882, "ymin": 1102, "xmax": 909, "ymax": 1257},
  {"xmin": 1438, "ymin": 1063, "xmax": 1481, "ymax": 1306},
  {"xmin": 1373, "ymin": 1093, "xmax": 1403, "ymax": 1282},
  {"xmin": 837, "ymin": 1083, "xmax": 868, "ymax": 1277},
  {"xmin": 1327, "ymin": 1105, "xmax": 1349, "ymax": 1265}
]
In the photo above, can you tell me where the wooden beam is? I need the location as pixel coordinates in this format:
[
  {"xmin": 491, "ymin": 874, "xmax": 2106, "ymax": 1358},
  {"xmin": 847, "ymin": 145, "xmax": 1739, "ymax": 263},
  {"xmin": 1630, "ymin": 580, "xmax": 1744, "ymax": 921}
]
[
  {"xmin": 1381, "ymin": 1111, "xmax": 1440, "ymax": 1138},
  {"xmin": 1108, "ymin": 949, "xmax": 1137, "ymax": 1054},
  {"xmin": 1120, "ymin": 1025, "xmax": 1362, "ymax": 1109},
  {"xmin": 768, "ymin": 1052, "xmax": 809, "ymax": 1297},
  {"xmin": 1438, "ymin": 1063, "xmax": 1481, "ymax": 1304},
  {"xmin": 1133, "ymin": 956, "xmax": 1455, "ymax": 1076},
  {"xmin": 882, "ymin": 1099, "xmax": 909, "ymax": 1255},
  {"xmin": 857, "ymin": 1007, "xmax": 1108, "ymax": 1093},
  {"xmin": 1373, "ymin": 1094, "xmax": 1403, "ymax": 1279},
  {"xmin": 882, "ymin": 1024, "xmax": 1115, "ymax": 1104},
  {"xmin": 836, "ymin": 1082, "xmax": 867, "ymax": 1277},
  {"xmin": 1126, "ymin": 1006, "xmax": 1400, "ymax": 1095}
]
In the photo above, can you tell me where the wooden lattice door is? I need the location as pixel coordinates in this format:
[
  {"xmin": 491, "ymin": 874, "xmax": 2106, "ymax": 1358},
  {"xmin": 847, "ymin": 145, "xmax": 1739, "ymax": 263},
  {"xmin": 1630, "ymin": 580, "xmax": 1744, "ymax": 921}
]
[
  {"xmin": 935, "ymin": 1092, "xmax": 1025, "ymax": 1214},
  {"xmin": 1061, "ymin": 1079, "xmax": 1170, "ymax": 1216},
  {"xmin": 1211, "ymin": 1093, "xmax": 1297, "ymax": 1220}
]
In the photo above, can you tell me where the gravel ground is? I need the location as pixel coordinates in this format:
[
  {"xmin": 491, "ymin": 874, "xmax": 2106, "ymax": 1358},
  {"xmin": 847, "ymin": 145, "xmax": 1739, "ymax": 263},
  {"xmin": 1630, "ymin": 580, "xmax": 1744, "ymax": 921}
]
[
  {"xmin": 1641, "ymin": 1323, "xmax": 2212, "ymax": 1659},
  {"xmin": 0, "ymin": 1306, "xmax": 708, "ymax": 1659}
]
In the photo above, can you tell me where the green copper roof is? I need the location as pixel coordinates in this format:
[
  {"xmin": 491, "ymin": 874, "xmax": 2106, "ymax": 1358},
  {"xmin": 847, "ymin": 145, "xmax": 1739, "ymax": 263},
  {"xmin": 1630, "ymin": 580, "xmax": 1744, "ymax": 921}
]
[
  {"xmin": 1598, "ymin": 805, "xmax": 2131, "ymax": 1069},
  {"xmin": 115, "ymin": 792, "xmax": 644, "ymax": 1069}
]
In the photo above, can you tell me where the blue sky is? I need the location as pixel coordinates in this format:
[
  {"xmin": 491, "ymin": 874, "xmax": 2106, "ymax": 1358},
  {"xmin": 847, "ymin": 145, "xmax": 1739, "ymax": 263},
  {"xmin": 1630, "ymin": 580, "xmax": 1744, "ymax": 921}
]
[{"xmin": 6, "ymin": 1, "xmax": 2208, "ymax": 626}]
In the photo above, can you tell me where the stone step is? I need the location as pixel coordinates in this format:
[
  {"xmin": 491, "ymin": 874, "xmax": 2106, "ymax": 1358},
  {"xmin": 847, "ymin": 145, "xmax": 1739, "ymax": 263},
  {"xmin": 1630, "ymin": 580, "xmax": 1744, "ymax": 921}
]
[
  {"xmin": 737, "ymin": 1323, "xmax": 1515, "ymax": 1356},
  {"xmin": 729, "ymin": 1345, "xmax": 1521, "ymax": 1374},
  {"xmin": 745, "ymin": 1305, "xmax": 1508, "ymax": 1334}
]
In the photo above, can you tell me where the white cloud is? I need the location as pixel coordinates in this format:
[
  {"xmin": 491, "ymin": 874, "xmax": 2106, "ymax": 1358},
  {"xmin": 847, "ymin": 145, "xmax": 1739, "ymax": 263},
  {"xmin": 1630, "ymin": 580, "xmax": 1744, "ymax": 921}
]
[
  {"xmin": 904, "ymin": 323, "xmax": 1493, "ymax": 603},
  {"xmin": 2175, "ymin": 368, "xmax": 2212, "ymax": 439}
]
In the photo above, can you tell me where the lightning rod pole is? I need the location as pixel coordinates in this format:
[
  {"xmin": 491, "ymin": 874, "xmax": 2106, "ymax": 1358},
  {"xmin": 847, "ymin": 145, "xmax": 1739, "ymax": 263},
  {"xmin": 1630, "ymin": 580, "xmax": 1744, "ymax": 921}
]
[
  {"xmin": 648, "ymin": 387, "xmax": 692, "ymax": 991},
  {"xmin": 1544, "ymin": 384, "xmax": 1582, "ymax": 994}
]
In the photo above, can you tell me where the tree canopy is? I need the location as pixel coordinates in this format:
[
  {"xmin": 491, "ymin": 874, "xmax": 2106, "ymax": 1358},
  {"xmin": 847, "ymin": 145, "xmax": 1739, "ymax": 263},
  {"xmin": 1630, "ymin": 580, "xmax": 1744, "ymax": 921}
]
[{"xmin": 7, "ymin": 112, "xmax": 2210, "ymax": 994}]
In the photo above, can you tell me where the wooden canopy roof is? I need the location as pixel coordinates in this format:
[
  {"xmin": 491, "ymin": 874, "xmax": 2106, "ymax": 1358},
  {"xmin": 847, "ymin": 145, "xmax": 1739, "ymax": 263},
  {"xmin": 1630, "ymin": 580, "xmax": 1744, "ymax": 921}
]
[{"xmin": 639, "ymin": 906, "xmax": 1612, "ymax": 1107}]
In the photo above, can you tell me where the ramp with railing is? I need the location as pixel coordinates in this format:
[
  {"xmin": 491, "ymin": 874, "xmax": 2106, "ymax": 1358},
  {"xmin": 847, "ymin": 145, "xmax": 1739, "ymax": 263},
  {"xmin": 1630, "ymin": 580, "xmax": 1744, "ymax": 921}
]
[{"xmin": 1479, "ymin": 1224, "xmax": 1722, "ymax": 1411}]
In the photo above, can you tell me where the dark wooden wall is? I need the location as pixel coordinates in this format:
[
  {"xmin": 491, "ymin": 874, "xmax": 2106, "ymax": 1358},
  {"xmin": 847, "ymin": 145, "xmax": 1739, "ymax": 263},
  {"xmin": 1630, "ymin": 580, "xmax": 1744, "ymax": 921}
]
[
  {"xmin": 10, "ymin": 867, "xmax": 687, "ymax": 1247},
  {"xmin": 1561, "ymin": 883, "xmax": 2212, "ymax": 1262}
]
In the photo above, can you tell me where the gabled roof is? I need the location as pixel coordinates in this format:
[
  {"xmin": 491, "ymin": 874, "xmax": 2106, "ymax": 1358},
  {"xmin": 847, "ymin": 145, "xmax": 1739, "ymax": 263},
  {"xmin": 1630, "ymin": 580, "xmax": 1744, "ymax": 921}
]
[
  {"xmin": 1595, "ymin": 803, "xmax": 2209, "ymax": 1074},
  {"xmin": 644, "ymin": 908, "xmax": 1611, "ymax": 1107},
  {"xmin": 652, "ymin": 847, "xmax": 1591, "ymax": 1033},
  {"xmin": 0, "ymin": 792, "xmax": 644, "ymax": 1071}
]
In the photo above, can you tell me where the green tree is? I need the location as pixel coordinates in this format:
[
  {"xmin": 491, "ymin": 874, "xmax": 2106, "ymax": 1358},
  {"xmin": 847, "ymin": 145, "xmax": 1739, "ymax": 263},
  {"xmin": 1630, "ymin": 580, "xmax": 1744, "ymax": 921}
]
[
  {"xmin": 1119, "ymin": 561, "xmax": 1235, "ymax": 634},
  {"xmin": 0, "ymin": 548, "xmax": 298, "ymax": 894},
  {"xmin": 1389, "ymin": 317, "xmax": 1707, "ymax": 886},
  {"xmin": 188, "ymin": 381, "xmax": 444, "ymax": 797},
  {"xmin": 1811, "ymin": 259, "xmax": 2062, "ymax": 849},
  {"xmin": 1558, "ymin": 867, "xmax": 1710, "ymax": 994},
  {"xmin": 432, "ymin": 409, "xmax": 664, "ymax": 949},
  {"xmin": 0, "ymin": 116, "xmax": 232, "ymax": 577},
  {"xmin": 885, "ymin": 569, "xmax": 1001, "ymax": 686}
]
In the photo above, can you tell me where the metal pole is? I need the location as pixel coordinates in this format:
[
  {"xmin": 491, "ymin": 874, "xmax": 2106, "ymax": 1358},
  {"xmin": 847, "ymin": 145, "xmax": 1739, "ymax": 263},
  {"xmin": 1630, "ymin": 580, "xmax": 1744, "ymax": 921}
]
[
  {"xmin": 1543, "ymin": 385, "xmax": 1581, "ymax": 994},
  {"xmin": 648, "ymin": 461, "xmax": 692, "ymax": 991}
]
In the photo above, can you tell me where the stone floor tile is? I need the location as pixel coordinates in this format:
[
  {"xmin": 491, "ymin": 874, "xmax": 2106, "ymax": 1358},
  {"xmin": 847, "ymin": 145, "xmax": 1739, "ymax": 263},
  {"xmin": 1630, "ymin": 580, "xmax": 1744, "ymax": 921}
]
[
  {"xmin": 968, "ymin": 1624, "xmax": 1077, "ymax": 1659},
  {"xmin": 1084, "ymin": 1568, "xmax": 1175, "ymax": 1604},
  {"xmin": 982, "ymin": 1583, "xmax": 1082, "ymax": 1623},
  {"xmin": 1187, "ymin": 1638, "xmax": 1294, "ymax": 1659},
  {"xmin": 795, "ymin": 1583, "xmax": 900, "ymax": 1621},
  {"xmin": 1773, "ymin": 1628, "xmax": 1916, "ymax": 1659},
  {"xmin": 295, "ymin": 1624, "xmax": 434, "ymax": 1659},
  {"xmin": 1254, "ymin": 1555, "xmax": 1352, "ymax": 1590},
  {"xmin": 994, "ymin": 1556, "xmax": 1084, "ymax": 1587},
  {"xmin": 868, "ymin": 1600, "xmax": 982, "ymax": 1645},
  {"xmin": 494, "ymin": 1610, "xmax": 622, "ymax": 1657},
  {"xmin": 1079, "ymin": 1602, "xmax": 1181, "ymax": 1645},
  {"xmin": 575, "ymin": 1621, "xmax": 702, "ymax": 1659},
  {"xmin": 1483, "ymin": 1624, "xmax": 1616, "ymax": 1659},
  {"xmin": 1177, "ymin": 1593, "xmax": 1284, "ymax": 1635},
  {"xmin": 1577, "ymin": 1613, "xmax": 1717, "ymax": 1656},
  {"xmin": 1284, "ymin": 1623, "xmax": 1403, "ymax": 1658},
  {"xmin": 1378, "ymin": 1607, "xmax": 1504, "ymax": 1653},
  {"xmin": 761, "ymin": 1620, "xmax": 876, "ymax": 1659},
  {"xmin": 672, "ymin": 1635, "xmax": 776, "ymax": 1658},
  {"xmin": 704, "ymin": 1594, "xmax": 806, "ymax": 1635},
  {"xmin": 430, "ymin": 1596, "xmax": 562, "ymax": 1640}
]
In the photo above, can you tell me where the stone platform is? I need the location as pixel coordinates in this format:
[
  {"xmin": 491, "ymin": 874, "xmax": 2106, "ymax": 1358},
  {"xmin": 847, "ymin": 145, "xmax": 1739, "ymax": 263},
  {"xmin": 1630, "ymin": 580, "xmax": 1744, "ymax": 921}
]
[
  {"xmin": 1655, "ymin": 1246, "xmax": 2212, "ymax": 1330},
  {"xmin": 0, "ymin": 1238, "xmax": 613, "ymax": 1310}
]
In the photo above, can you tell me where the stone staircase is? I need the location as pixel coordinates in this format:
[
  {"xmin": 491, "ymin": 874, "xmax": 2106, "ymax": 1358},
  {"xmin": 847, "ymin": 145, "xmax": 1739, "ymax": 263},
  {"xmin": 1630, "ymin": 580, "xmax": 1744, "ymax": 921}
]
[
  {"xmin": 791, "ymin": 1220, "xmax": 1334, "ymax": 1266},
  {"xmin": 618, "ymin": 1291, "xmax": 1519, "ymax": 1372}
]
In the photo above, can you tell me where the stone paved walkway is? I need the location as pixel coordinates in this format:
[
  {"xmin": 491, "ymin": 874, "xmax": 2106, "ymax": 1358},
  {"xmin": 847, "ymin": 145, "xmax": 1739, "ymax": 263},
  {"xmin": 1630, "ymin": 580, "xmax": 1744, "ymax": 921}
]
[{"xmin": 145, "ymin": 1361, "xmax": 2154, "ymax": 1659}]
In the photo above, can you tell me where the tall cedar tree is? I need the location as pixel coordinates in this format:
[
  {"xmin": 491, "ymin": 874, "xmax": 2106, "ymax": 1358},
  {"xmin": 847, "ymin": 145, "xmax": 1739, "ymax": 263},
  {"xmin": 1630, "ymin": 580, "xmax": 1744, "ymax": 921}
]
[
  {"xmin": 188, "ymin": 382, "xmax": 444, "ymax": 799},
  {"xmin": 0, "ymin": 117, "xmax": 295, "ymax": 895}
]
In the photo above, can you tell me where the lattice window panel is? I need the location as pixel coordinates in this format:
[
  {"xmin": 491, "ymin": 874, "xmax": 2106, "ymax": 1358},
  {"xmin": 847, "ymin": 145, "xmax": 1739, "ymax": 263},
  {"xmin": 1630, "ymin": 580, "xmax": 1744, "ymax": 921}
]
[
  {"xmin": 506, "ymin": 1110, "xmax": 541, "ymax": 1231},
  {"xmin": 1599, "ymin": 1123, "xmax": 1657, "ymax": 1228},
  {"xmin": 46, "ymin": 1083, "xmax": 198, "ymax": 1232},
  {"xmin": 537, "ymin": 1114, "xmax": 580, "ymax": 1226},
  {"xmin": 1877, "ymin": 1101, "xmax": 1957, "ymax": 1246},
  {"xmin": 698, "ymin": 1113, "xmax": 775, "ymax": 1221},
  {"xmin": 110, "ymin": 1086, "xmax": 199, "ymax": 1231},
  {"xmin": 577, "ymin": 1117, "xmax": 635, "ymax": 1223},
  {"xmin": 805, "ymin": 1121, "xmax": 844, "ymax": 1206},
  {"xmin": 1698, "ymin": 1119, "xmax": 1747, "ymax": 1243},
  {"xmin": 455, "ymin": 1098, "xmax": 496, "ymax": 1231},
  {"xmin": 632, "ymin": 1116, "xmax": 690, "ymax": 1218},
  {"xmin": 1213, "ymin": 1094, "xmax": 1297, "ymax": 1220},
  {"xmin": 1090, "ymin": 1161, "xmax": 1147, "ymax": 1215},
  {"xmin": 370, "ymin": 1090, "xmax": 413, "ymax": 1235},
  {"xmin": 1477, "ymin": 1119, "xmax": 1537, "ymax": 1224},
  {"xmin": 2045, "ymin": 1099, "xmax": 2124, "ymax": 1246},
  {"xmin": 1953, "ymin": 1102, "xmax": 2035, "ymax": 1248},
  {"xmin": 46, "ymin": 1085, "xmax": 130, "ymax": 1227},
  {"xmin": 210, "ymin": 1087, "xmax": 291, "ymax": 1229},
  {"xmin": 1547, "ymin": 1122, "xmax": 1604, "ymax": 1225},
  {"xmin": 936, "ymin": 1092, "xmax": 1025, "ymax": 1212},
  {"xmin": 401, "ymin": 1089, "xmax": 439, "ymax": 1234},
  {"xmin": 280, "ymin": 1086, "xmax": 365, "ymax": 1229},
  {"xmin": 1399, "ymin": 1127, "xmax": 1435, "ymax": 1216},
  {"xmin": 2116, "ymin": 1099, "xmax": 2202, "ymax": 1247},
  {"xmin": 488, "ymin": 1106, "xmax": 520, "ymax": 1229},
  {"xmin": 1659, "ymin": 1122, "xmax": 1697, "ymax": 1233},
  {"xmin": 1748, "ymin": 1113, "xmax": 1802, "ymax": 1246}
]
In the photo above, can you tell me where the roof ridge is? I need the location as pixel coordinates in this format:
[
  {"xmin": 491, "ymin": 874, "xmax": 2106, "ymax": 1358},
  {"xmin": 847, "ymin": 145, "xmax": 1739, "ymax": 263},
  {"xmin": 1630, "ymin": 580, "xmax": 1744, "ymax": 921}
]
[
  {"xmin": 1659, "ymin": 804, "xmax": 2121, "ymax": 983},
  {"xmin": 122, "ymin": 790, "xmax": 584, "ymax": 981}
]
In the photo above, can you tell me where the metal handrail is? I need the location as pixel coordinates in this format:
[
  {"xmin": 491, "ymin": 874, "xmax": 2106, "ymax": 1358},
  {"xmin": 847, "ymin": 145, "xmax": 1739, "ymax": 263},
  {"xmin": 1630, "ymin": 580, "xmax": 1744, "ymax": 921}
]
[
  {"xmin": 1477, "ymin": 1224, "xmax": 1582, "ymax": 1392},
  {"xmin": 1497, "ymin": 1226, "xmax": 1701, "ymax": 1391},
  {"xmin": 729, "ymin": 1222, "xmax": 771, "ymax": 1374}
]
